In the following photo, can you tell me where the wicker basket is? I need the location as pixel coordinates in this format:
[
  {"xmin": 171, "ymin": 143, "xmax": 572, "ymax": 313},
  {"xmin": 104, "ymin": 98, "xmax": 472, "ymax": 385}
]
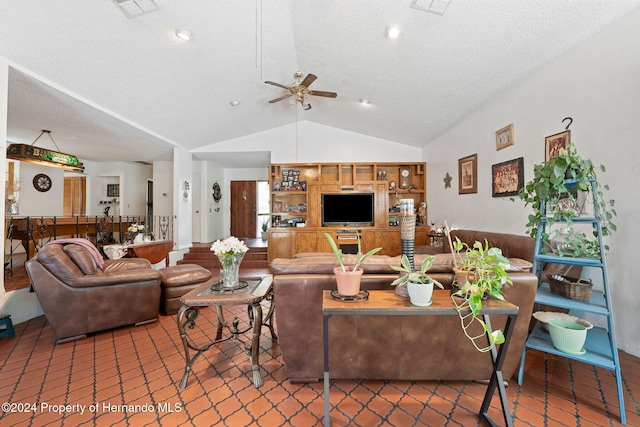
[{"xmin": 548, "ymin": 275, "xmax": 593, "ymax": 301}]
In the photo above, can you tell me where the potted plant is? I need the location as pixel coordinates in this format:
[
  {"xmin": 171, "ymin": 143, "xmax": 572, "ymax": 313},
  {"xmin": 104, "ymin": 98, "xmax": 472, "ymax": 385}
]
[
  {"xmin": 261, "ymin": 219, "xmax": 269, "ymax": 240},
  {"xmin": 324, "ymin": 232, "xmax": 382, "ymax": 296},
  {"xmin": 450, "ymin": 238, "xmax": 513, "ymax": 352},
  {"xmin": 517, "ymin": 142, "xmax": 616, "ymax": 257},
  {"xmin": 390, "ymin": 254, "xmax": 443, "ymax": 306}
]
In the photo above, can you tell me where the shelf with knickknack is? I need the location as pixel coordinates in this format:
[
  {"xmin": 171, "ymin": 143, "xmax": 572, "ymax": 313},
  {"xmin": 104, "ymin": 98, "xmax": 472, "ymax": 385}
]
[{"xmin": 267, "ymin": 161, "xmax": 429, "ymax": 261}]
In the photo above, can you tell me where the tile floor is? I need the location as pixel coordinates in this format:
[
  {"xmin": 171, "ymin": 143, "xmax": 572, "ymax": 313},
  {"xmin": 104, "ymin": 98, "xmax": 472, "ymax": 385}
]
[{"xmin": 1, "ymin": 285, "xmax": 639, "ymax": 426}]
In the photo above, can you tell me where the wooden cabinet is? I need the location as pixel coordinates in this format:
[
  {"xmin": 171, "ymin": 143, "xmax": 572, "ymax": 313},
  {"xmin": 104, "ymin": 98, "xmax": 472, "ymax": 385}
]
[
  {"xmin": 268, "ymin": 230, "xmax": 293, "ymax": 260},
  {"xmin": 267, "ymin": 226, "xmax": 432, "ymax": 261},
  {"xmin": 267, "ymin": 161, "xmax": 428, "ymax": 261}
]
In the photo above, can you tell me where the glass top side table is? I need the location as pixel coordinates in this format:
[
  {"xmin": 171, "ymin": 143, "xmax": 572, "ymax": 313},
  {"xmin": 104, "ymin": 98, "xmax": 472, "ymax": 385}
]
[{"xmin": 177, "ymin": 274, "xmax": 276, "ymax": 388}]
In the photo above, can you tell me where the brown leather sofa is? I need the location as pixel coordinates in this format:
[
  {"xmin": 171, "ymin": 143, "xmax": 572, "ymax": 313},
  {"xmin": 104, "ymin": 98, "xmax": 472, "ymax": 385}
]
[
  {"xmin": 26, "ymin": 242, "xmax": 163, "ymax": 343},
  {"xmin": 271, "ymin": 230, "xmax": 544, "ymax": 383}
]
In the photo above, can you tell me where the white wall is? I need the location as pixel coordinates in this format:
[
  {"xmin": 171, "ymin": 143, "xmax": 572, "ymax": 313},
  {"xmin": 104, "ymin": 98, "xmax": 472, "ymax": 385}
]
[
  {"xmin": 207, "ymin": 162, "xmax": 225, "ymax": 242},
  {"xmin": 173, "ymin": 147, "xmax": 193, "ymax": 251},
  {"xmin": 1, "ymin": 59, "xmax": 43, "ymax": 324},
  {"xmin": 423, "ymin": 8, "xmax": 640, "ymax": 357},
  {"xmin": 93, "ymin": 161, "xmax": 151, "ymax": 216},
  {"xmin": 16, "ymin": 162, "xmax": 65, "ymax": 216},
  {"xmin": 194, "ymin": 120, "xmax": 422, "ymax": 163}
]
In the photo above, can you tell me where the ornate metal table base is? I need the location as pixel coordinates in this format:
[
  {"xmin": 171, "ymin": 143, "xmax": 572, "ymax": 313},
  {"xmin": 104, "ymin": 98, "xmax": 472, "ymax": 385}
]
[{"xmin": 176, "ymin": 275, "xmax": 276, "ymax": 389}]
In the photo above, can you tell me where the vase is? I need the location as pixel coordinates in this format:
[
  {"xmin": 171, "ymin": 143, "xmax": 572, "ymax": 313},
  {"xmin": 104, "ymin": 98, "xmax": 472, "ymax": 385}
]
[
  {"xmin": 407, "ymin": 281, "xmax": 435, "ymax": 307},
  {"xmin": 333, "ymin": 267, "xmax": 363, "ymax": 296},
  {"xmin": 218, "ymin": 253, "xmax": 245, "ymax": 288},
  {"xmin": 133, "ymin": 233, "xmax": 144, "ymax": 244}
]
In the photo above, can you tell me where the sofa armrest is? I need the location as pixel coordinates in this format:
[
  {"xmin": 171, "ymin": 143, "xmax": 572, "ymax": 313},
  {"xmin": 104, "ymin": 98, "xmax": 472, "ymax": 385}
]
[
  {"xmin": 103, "ymin": 258, "xmax": 152, "ymax": 273},
  {"xmin": 66, "ymin": 269, "xmax": 162, "ymax": 288}
]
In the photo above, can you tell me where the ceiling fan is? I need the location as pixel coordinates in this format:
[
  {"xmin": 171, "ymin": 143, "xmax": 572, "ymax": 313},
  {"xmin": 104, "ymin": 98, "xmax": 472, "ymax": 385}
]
[{"xmin": 265, "ymin": 71, "xmax": 337, "ymax": 110}]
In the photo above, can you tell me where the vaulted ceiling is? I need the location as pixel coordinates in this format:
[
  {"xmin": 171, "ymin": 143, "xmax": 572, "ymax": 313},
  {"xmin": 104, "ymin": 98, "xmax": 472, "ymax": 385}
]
[{"xmin": 2, "ymin": 1, "xmax": 639, "ymax": 166}]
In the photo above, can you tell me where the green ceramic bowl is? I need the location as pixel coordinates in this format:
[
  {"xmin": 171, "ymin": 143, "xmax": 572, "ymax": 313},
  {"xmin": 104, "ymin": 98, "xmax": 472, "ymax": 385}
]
[{"xmin": 548, "ymin": 319, "xmax": 588, "ymax": 355}]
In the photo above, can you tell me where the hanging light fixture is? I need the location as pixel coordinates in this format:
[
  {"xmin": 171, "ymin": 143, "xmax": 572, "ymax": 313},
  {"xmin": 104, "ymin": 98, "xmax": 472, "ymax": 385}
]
[{"xmin": 6, "ymin": 130, "xmax": 84, "ymax": 172}]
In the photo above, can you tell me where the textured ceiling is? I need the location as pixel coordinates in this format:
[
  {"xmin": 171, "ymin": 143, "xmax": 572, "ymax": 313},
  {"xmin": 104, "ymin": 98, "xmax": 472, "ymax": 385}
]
[{"xmin": 1, "ymin": 0, "xmax": 639, "ymax": 165}]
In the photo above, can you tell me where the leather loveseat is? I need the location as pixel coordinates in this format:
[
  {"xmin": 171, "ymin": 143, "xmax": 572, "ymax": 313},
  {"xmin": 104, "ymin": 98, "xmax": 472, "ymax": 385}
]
[
  {"xmin": 26, "ymin": 241, "xmax": 163, "ymax": 343},
  {"xmin": 270, "ymin": 230, "xmax": 543, "ymax": 383}
]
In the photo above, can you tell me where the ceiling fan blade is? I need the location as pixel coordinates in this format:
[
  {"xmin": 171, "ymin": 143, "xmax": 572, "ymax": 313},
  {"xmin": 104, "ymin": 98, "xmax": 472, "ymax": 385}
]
[
  {"xmin": 310, "ymin": 90, "xmax": 337, "ymax": 98},
  {"xmin": 265, "ymin": 81, "xmax": 290, "ymax": 89},
  {"xmin": 300, "ymin": 74, "xmax": 317, "ymax": 88},
  {"xmin": 268, "ymin": 94, "xmax": 293, "ymax": 103}
]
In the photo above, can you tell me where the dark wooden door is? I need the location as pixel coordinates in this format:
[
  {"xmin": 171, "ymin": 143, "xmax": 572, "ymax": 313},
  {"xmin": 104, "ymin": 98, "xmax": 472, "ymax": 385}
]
[{"xmin": 230, "ymin": 181, "xmax": 257, "ymax": 238}]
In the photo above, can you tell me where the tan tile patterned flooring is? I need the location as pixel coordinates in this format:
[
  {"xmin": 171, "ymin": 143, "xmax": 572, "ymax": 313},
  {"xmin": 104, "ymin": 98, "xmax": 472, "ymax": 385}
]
[{"xmin": 1, "ymin": 291, "xmax": 639, "ymax": 426}]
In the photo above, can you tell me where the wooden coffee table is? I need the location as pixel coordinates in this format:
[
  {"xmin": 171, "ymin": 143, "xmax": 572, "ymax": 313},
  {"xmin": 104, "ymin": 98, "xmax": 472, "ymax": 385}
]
[
  {"xmin": 176, "ymin": 275, "xmax": 276, "ymax": 388},
  {"xmin": 322, "ymin": 290, "xmax": 518, "ymax": 427}
]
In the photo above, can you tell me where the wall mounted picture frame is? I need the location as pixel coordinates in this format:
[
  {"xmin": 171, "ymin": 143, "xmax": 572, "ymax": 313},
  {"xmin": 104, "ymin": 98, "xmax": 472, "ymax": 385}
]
[
  {"xmin": 107, "ymin": 184, "xmax": 119, "ymax": 197},
  {"xmin": 545, "ymin": 130, "xmax": 571, "ymax": 161},
  {"xmin": 458, "ymin": 154, "xmax": 477, "ymax": 194},
  {"xmin": 492, "ymin": 157, "xmax": 524, "ymax": 197},
  {"xmin": 495, "ymin": 123, "xmax": 514, "ymax": 150}
]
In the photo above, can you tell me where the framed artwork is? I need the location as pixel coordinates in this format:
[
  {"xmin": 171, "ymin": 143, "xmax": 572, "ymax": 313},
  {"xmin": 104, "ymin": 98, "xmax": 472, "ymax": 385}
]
[
  {"xmin": 107, "ymin": 184, "xmax": 119, "ymax": 197},
  {"xmin": 273, "ymin": 201, "xmax": 283, "ymax": 213},
  {"xmin": 272, "ymin": 181, "xmax": 282, "ymax": 191},
  {"xmin": 545, "ymin": 130, "xmax": 571, "ymax": 161},
  {"xmin": 458, "ymin": 154, "xmax": 477, "ymax": 194},
  {"xmin": 495, "ymin": 123, "xmax": 514, "ymax": 150},
  {"xmin": 492, "ymin": 157, "xmax": 524, "ymax": 197}
]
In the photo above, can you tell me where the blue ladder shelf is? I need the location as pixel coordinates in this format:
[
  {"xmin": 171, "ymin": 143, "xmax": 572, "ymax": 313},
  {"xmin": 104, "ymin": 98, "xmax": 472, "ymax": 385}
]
[{"xmin": 516, "ymin": 179, "xmax": 626, "ymax": 424}]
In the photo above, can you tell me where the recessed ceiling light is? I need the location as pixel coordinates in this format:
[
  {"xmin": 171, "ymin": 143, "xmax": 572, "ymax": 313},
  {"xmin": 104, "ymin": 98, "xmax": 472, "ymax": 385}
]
[
  {"xmin": 359, "ymin": 99, "xmax": 370, "ymax": 105},
  {"xmin": 175, "ymin": 28, "xmax": 193, "ymax": 41},
  {"xmin": 386, "ymin": 26, "xmax": 401, "ymax": 39},
  {"xmin": 229, "ymin": 100, "xmax": 240, "ymax": 107}
]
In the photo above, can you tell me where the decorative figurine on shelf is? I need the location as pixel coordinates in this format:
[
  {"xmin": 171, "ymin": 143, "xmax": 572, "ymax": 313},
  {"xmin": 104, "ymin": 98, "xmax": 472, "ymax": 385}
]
[
  {"xmin": 417, "ymin": 201, "xmax": 427, "ymax": 225},
  {"xmin": 103, "ymin": 206, "xmax": 110, "ymax": 216}
]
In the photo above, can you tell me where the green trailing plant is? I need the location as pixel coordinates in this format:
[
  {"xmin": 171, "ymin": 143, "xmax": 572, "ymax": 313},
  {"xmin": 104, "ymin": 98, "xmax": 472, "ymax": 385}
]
[
  {"xmin": 324, "ymin": 232, "xmax": 382, "ymax": 272},
  {"xmin": 517, "ymin": 142, "xmax": 616, "ymax": 257},
  {"xmin": 451, "ymin": 238, "xmax": 513, "ymax": 352},
  {"xmin": 389, "ymin": 255, "xmax": 444, "ymax": 289}
]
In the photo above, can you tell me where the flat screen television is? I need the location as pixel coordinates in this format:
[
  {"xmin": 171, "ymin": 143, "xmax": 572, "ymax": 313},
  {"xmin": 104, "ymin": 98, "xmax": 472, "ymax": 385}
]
[{"xmin": 321, "ymin": 193, "xmax": 375, "ymax": 226}]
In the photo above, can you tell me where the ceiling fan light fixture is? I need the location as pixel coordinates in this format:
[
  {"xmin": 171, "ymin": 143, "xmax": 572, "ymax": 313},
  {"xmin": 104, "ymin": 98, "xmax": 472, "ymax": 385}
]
[
  {"xmin": 175, "ymin": 27, "xmax": 193, "ymax": 41},
  {"xmin": 386, "ymin": 26, "xmax": 401, "ymax": 39}
]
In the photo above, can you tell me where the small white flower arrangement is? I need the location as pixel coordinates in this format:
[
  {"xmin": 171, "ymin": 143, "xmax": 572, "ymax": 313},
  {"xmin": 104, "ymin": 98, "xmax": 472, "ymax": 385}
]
[
  {"xmin": 210, "ymin": 236, "xmax": 248, "ymax": 257},
  {"xmin": 127, "ymin": 223, "xmax": 147, "ymax": 234}
]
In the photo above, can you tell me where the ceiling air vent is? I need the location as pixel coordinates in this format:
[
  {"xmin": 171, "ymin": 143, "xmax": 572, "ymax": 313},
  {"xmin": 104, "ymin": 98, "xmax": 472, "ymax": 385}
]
[
  {"xmin": 112, "ymin": 0, "xmax": 160, "ymax": 18},
  {"xmin": 410, "ymin": 0, "xmax": 452, "ymax": 15}
]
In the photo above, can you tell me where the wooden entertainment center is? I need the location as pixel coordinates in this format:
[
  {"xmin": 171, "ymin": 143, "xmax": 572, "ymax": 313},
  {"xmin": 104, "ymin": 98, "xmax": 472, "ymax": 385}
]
[{"xmin": 267, "ymin": 162, "xmax": 431, "ymax": 261}]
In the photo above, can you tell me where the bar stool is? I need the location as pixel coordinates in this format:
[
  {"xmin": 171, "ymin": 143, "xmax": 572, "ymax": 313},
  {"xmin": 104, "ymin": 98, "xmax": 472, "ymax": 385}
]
[{"xmin": 0, "ymin": 314, "xmax": 15, "ymax": 339}]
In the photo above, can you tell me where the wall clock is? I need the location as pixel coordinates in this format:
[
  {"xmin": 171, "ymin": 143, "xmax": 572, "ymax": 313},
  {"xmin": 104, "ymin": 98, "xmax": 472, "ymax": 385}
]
[
  {"xmin": 399, "ymin": 166, "xmax": 411, "ymax": 189},
  {"xmin": 33, "ymin": 173, "xmax": 52, "ymax": 192}
]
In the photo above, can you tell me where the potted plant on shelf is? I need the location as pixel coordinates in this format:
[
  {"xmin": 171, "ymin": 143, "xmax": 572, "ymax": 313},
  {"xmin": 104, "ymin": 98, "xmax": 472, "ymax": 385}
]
[
  {"xmin": 390, "ymin": 254, "xmax": 443, "ymax": 306},
  {"xmin": 450, "ymin": 238, "xmax": 513, "ymax": 352},
  {"xmin": 261, "ymin": 219, "xmax": 269, "ymax": 240},
  {"xmin": 324, "ymin": 232, "xmax": 382, "ymax": 296},
  {"xmin": 517, "ymin": 142, "xmax": 616, "ymax": 257}
]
